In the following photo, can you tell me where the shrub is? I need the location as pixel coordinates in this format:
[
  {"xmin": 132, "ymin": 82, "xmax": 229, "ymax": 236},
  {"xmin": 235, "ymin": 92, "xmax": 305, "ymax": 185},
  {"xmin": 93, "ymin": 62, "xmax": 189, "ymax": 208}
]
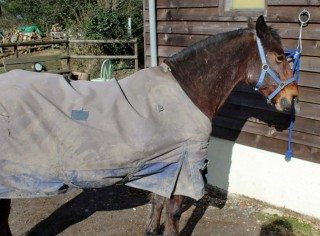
[
  {"xmin": 84, "ymin": 9, "xmax": 127, "ymax": 40},
  {"xmin": 84, "ymin": 0, "xmax": 143, "ymax": 40},
  {"xmin": 83, "ymin": 0, "xmax": 143, "ymax": 57}
]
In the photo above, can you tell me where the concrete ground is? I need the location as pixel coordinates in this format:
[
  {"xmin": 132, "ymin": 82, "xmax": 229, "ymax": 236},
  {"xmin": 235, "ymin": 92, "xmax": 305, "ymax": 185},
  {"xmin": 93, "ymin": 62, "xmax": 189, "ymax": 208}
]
[{"xmin": 9, "ymin": 186, "xmax": 320, "ymax": 236}]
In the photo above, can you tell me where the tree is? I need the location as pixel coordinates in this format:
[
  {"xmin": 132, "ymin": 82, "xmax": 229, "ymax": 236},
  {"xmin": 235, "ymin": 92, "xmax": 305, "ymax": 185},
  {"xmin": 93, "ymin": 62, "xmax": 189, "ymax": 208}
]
[
  {"xmin": 84, "ymin": 0, "xmax": 143, "ymax": 39},
  {"xmin": 0, "ymin": 0, "xmax": 143, "ymax": 40},
  {"xmin": 97, "ymin": 0, "xmax": 119, "ymax": 10},
  {"xmin": 0, "ymin": 0, "xmax": 97, "ymax": 31}
]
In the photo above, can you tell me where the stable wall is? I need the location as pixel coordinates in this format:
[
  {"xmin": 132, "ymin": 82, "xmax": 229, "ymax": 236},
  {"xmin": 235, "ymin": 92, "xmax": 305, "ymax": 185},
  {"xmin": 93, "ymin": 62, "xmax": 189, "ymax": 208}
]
[
  {"xmin": 144, "ymin": 0, "xmax": 320, "ymax": 162},
  {"xmin": 207, "ymin": 137, "xmax": 320, "ymax": 219}
]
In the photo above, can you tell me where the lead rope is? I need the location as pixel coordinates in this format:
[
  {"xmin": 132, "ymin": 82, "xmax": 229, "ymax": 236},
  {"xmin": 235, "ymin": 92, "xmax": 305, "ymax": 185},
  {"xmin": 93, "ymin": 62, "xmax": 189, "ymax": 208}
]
[{"xmin": 285, "ymin": 9, "xmax": 310, "ymax": 161}]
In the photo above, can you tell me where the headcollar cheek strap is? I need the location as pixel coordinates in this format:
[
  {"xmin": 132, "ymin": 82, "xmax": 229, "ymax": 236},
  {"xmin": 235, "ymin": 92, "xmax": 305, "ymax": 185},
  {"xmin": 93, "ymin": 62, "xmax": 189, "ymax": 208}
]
[
  {"xmin": 256, "ymin": 37, "xmax": 267, "ymax": 65},
  {"xmin": 255, "ymin": 37, "xmax": 267, "ymax": 91}
]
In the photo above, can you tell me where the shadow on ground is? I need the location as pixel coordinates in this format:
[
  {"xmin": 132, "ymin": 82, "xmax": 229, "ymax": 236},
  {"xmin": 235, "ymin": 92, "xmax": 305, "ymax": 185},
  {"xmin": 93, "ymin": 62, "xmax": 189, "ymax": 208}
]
[
  {"xmin": 180, "ymin": 186, "xmax": 227, "ymax": 236},
  {"xmin": 26, "ymin": 185, "xmax": 148, "ymax": 235},
  {"xmin": 26, "ymin": 185, "xmax": 227, "ymax": 236}
]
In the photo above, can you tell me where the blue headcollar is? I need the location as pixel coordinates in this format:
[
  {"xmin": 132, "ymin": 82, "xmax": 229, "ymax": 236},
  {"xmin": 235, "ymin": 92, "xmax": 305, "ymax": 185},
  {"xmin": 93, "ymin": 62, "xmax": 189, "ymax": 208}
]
[
  {"xmin": 255, "ymin": 36, "xmax": 302, "ymax": 161},
  {"xmin": 254, "ymin": 37, "xmax": 296, "ymax": 102}
]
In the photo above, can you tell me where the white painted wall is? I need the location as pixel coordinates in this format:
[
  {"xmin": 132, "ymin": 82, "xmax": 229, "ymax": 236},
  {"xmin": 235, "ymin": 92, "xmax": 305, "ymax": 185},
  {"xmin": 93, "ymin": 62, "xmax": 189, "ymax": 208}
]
[{"xmin": 207, "ymin": 137, "xmax": 320, "ymax": 219}]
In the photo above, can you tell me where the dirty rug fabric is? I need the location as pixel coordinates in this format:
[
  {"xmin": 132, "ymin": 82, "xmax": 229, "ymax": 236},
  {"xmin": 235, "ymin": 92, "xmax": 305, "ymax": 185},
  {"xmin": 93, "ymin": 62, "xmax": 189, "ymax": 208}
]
[{"xmin": 0, "ymin": 66, "xmax": 211, "ymax": 200}]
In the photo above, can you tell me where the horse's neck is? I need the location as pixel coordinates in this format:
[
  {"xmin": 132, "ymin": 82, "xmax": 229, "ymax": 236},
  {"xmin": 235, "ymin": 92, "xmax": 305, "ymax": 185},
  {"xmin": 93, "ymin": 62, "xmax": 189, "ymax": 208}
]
[{"xmin": 166, "ymin": 31, "xmax": 256, "ymax": 120}]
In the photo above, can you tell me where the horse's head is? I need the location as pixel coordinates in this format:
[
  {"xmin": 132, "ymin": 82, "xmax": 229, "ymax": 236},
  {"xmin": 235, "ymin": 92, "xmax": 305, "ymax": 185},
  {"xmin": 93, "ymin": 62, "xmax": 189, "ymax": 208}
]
[{"xmin": 248, "ymin": 16, "xmax": 299, "ymax": 112}]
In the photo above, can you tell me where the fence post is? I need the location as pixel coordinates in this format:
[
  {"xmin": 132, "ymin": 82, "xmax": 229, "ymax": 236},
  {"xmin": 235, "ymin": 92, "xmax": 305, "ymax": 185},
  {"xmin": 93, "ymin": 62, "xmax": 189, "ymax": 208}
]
[
  {"xmin": 66, "ymin": 40, "xmax": 71, "ymax": 72},
  {"xmin": 134, "ymin": 39, "xmax": 138, "ymax": 71},
  {"xmin": 14, "ymin": 45, "xmax": 18, "ymax": 58}
]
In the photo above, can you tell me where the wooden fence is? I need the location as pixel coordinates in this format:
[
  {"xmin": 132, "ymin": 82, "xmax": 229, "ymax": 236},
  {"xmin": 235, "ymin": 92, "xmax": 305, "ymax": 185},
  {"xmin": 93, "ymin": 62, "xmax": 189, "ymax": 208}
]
[{"xmin": 0, "ymin": 38, "xmax": 139, "ymax": 71}]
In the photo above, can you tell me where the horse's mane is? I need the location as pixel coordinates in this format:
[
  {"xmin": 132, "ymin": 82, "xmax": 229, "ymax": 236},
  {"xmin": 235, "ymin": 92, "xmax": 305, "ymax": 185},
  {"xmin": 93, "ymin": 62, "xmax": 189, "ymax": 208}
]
[{"xmin": 165, "ymin": 27, "xmax": 281, "ymax": 64}]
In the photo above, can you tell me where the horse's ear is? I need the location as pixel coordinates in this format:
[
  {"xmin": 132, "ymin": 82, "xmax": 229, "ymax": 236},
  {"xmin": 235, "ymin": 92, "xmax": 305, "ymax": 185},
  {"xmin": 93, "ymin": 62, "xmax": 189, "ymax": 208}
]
[
  {"xmin": 256, "ymin": 15, "xmax": 269, "ymax": 38},
  {"xmin": 248, "ymin": 17, "xmax": 254, "ymax": 29}
]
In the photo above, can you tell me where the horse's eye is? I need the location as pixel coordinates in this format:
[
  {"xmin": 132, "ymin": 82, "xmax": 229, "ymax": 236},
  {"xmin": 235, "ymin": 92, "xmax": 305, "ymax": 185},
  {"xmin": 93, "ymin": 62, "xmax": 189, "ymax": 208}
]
[{"xmin": 276, "ymin": 55, "xmax": 285, "ymax": 63}]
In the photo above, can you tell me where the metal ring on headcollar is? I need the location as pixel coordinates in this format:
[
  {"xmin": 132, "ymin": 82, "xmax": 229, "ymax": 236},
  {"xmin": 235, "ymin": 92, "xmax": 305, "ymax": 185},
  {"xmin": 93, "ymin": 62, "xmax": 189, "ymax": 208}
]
[
  {"xmin": 262, "ymin": 64, "xmax": 269, "ymax": 71},
  {"xmin": 298, "ymin": 9, "xmax": 311, "ymax": 26}
]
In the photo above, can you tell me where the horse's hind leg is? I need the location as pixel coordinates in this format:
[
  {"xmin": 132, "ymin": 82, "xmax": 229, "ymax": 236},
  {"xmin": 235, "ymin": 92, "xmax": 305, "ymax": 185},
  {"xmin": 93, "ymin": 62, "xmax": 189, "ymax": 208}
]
[
  {"xmin": 164, "ymin": 195, "xmax": 184, "ymax": 236},
  {"xmin": 0, "ymin": 199, "xmax": 12, "ymax": 236},
  {"xmin": 145, "ymin": 193, "xmax": 166, "ymax": 235}
]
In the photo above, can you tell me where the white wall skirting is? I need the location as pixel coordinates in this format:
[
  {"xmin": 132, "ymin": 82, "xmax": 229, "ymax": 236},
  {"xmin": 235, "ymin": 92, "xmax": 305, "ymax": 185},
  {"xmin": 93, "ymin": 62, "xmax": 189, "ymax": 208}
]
[{"xmin": 207, "ymin": 137, "xmax": 320, "ymax": 219}]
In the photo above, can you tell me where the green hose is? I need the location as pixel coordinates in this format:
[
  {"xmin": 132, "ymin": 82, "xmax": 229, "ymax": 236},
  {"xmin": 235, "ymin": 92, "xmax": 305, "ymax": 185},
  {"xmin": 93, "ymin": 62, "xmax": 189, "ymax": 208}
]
[{"xmin": 91, "ymin": 59, "xmax": 113, "ymax": 82}]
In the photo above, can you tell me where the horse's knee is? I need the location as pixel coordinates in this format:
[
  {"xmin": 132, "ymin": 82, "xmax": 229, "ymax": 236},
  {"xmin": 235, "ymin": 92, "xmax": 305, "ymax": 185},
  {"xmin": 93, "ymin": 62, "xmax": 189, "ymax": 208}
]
[{"xmin": 169, "ymin": 207, "xmax": 182, "ymax": 221}]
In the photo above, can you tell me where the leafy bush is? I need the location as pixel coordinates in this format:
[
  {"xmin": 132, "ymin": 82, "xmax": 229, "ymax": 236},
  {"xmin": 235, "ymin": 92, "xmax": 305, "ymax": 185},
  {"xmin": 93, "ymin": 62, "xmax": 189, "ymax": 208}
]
[
  {"xmin": 84, "ymin": 0, "xmax": 143, "ymax": 40},
  {"xmin": 83, "ymin": 0, "xmax": 143, "ymax": 57},
  {"xmin": 84, "ymin": 9, "xmax": 127, "ymax": 40},
  {"xmin": 1, "ymin": 0, "xmax": 143, "ymax": 40},
  {"xmin": 1, "ymin": 0, "xmax": 97, "ymax": 32}
]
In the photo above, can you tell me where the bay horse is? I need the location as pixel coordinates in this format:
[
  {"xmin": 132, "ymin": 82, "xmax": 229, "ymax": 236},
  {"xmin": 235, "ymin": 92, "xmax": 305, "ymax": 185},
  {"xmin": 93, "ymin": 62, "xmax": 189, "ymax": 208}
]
[
  {"xmin": 145, "ymin": 16, "xmax": 299, "ymax": 235},
  {"xmin": 0, "ymin": 16, "xmax": 298, "ymax": 236}
]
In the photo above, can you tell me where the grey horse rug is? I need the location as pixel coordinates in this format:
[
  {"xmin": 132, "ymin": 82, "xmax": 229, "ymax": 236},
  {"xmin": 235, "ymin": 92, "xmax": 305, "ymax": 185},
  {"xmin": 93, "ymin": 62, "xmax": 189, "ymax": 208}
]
[{"xmin": 0, "ymin": 65, "xmax": 212, "ymax": 200}]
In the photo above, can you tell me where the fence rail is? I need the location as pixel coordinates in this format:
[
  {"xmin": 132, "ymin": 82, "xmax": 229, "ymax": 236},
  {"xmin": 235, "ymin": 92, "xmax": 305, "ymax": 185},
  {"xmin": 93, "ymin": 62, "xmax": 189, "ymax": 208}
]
[
  {"xmin": 70, "ymin": 55, "xmax": 137, "ymax": 60},
  {"xmin": 69, "ymin": 39, "xmax": 137, "ymax": 44},
  {"xmin": 0, "ymin": 40, "xmax": 69, "ymax": 47}
]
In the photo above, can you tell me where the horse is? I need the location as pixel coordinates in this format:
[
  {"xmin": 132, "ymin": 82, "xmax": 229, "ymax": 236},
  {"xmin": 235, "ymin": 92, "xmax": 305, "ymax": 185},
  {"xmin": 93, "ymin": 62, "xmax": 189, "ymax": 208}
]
[
  {"xmin": 0, "ymin": 16, "xmax": 298, "ymax": 236},
  {"xmin": 146, "ymin": 16, "xmax": 299, "ymax": 235}
]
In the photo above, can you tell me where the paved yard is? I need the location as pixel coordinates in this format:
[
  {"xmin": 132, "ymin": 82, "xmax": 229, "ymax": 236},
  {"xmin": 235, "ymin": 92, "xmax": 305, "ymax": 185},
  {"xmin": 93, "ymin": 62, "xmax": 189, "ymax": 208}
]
[{"xmin": 9, "ymin": 186, "xmax": 320, "ymax": 236}]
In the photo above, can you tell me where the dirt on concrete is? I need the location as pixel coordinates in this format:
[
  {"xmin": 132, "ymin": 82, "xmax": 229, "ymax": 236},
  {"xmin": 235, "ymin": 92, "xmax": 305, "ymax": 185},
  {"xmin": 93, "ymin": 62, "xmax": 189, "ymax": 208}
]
[{"xmin": 8, "ymin": 185, "xmax": 320, "ymax": 236}]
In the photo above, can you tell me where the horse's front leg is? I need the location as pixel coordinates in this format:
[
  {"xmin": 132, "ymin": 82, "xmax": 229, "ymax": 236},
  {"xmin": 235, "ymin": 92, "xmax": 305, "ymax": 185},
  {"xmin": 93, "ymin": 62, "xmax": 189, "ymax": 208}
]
[
  {"xmin": 164, "ymin": 195, "xmax": 184, "ymax": 236},
  {"xmin": 145, "ymin": 193, "xmax": 166, "ymax": 235},
  {"xmin": 0, "ymin": 199, "xmax": 12, "ymax": 236}
]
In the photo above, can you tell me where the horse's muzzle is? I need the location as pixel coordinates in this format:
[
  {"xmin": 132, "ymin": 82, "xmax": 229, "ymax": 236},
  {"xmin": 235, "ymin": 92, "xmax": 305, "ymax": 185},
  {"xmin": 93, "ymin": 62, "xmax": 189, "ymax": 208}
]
[{"xmin": 279, "ymin": 96, "xmax": 300, "ymax": 113}]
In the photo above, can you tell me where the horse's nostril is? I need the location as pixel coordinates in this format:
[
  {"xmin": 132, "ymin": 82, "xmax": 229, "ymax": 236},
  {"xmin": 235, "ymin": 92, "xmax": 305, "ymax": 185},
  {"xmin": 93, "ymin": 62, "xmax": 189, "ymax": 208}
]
[{"xmin": 280, "ymin": 98, "xmax": 289, "ymax": 108}]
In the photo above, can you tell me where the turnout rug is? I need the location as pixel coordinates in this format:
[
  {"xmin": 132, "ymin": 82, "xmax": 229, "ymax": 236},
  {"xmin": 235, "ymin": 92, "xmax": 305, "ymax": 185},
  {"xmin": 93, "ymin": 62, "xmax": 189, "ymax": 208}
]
[{"xmin": 0, "ymin": 65, "xmax": 211, "ymax": 200}]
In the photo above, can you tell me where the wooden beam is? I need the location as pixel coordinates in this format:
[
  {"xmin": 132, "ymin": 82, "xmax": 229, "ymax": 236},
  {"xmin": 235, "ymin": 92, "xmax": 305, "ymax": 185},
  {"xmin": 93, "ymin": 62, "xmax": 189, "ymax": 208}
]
[
  {"xmin": 69, "ymin": 39, "xmax": 137, "ymax": 44},
  {"xmin": 146, "ymin": 34, "xmax": 320, "ymax": 57},
  {"xmin": 217, "ymin": 103, "xmax": 320, "ymax": 136},
  {"xmin": 213, "ymin": 116, "xmax": 320, "ymax": 149},
  {"xmin": 70, "ymin": 55, "xmax": 137, "ymax": 60},
  {"xmin": 146, "ymin": 6, "xmax": 320, "ymax": 23},
  {"xmin": 227, "ymin": 92, "xmax": 320, "ymax": 121},
  {"xmin": 267, "ymin": 0, "xmax": 320, "ymax": 6},
  {"xmin": 145, "ymin": 21, "xmax": 320, "ymax": 40},
  {"xmin": 0, "ymin": 40, "xmax": 69, "ymax": 47},
  {"xmin": 0, "ymin": 39, "xmax": 137, "ymax": 48},
  {"xmin": 145, "ymin": 0, "xmax": 219, "ymax": 9},
  {"xmin": 211, "ymin": 126, "xmax": 320, "ymax": 164}
]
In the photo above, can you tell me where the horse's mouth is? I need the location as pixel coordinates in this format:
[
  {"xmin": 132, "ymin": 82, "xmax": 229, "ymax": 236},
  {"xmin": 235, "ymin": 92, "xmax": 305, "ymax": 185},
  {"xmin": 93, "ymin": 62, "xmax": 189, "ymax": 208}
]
[{"xmin": 293, "ymin": 97, "xmax": 300, "ymax": 113}]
